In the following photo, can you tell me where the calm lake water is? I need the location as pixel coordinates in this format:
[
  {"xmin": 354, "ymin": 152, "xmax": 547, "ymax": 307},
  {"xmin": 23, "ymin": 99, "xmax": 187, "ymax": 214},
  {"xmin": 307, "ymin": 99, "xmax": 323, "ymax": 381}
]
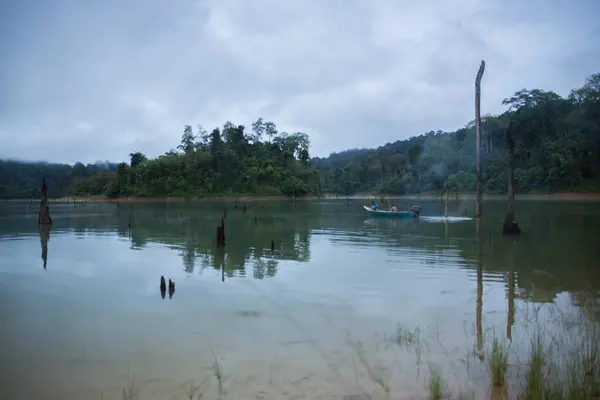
[{"xmin": 1, "ymin": 198, "xmax": 599, "ymax": 399}]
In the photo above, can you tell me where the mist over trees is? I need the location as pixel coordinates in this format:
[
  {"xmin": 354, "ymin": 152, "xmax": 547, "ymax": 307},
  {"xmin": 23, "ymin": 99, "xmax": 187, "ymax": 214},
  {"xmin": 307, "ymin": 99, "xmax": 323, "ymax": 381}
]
[
  {"xmin": 316, "ymin": 72, "xmax": 600, "ymax": 196},
  {"xmin": 0, "ymin": 160, "xmax": 116, "ymax": 199},
  {"xmin": 1, "ymin": 72, "xmax": 599, "ymax": 199}
]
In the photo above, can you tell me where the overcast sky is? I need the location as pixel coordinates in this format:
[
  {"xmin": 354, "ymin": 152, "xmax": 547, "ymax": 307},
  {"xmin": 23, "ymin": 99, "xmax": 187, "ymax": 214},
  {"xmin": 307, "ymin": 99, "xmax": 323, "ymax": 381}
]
[{"xmin": 1, "ymin": 0, "xmax": 599, "ymax": 164}]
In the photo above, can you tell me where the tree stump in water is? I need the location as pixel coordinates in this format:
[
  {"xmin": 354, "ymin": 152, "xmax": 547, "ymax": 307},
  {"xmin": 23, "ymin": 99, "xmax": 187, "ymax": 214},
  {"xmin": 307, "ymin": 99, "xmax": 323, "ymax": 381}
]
[
  {"xmin": 38, "ymin": 178, "xmax": 52, "ymax": 225},
  {"xmin": 502, "ymin": 213, "xmax": 521, "ymax": 236},
  {"xmin": 216, "ymin": 226, "xmax": 225, "ymax": 246}
]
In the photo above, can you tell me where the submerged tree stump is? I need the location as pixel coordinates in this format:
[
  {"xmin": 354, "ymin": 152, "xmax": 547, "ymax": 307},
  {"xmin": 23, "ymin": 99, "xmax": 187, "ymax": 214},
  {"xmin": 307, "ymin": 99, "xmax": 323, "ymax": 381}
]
[
  {"xmin": 502, "ymin": 213, "xmax": 521, "ymax": 236},
  {"xmin": 160, "ymin": 276, "xmax": 166, "ymax": 299},
  {"xmin": 216, "ymin": 226, "xmax": 225, "ymax": 246},
  {"xmin": 38, "ymin": 178, "xmax": 52, "ymax": 225}
]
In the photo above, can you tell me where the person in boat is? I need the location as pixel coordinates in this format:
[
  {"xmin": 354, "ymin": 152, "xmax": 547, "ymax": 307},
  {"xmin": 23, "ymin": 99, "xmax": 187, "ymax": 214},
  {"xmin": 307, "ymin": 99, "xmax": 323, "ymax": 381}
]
[
  {"xmin": 390, "ymin": 204, "xmax": 397, "ymax": 212},
  {"xmin": 410, "ymin": 203, "xmax": 421, "ymax": 215},
  {"xmin": 370, "ymin": 200, "xmax": 379, "ymax": 210}
]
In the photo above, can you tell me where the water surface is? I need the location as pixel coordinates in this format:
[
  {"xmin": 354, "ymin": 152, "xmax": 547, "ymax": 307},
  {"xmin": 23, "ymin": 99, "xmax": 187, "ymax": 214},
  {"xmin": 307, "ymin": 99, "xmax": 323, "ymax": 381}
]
[{"xmin": 1, "ymin": 198, "xmax": 599, "ymax": 399}]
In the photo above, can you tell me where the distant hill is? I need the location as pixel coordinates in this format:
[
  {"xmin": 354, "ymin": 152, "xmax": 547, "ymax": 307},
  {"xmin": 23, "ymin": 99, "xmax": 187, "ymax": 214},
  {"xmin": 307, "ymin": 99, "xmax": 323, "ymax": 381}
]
[
  {"xmin": 0, "ymin": 159, "xmax": 117, "ymax": 199},
  {"xmin": 2, "ymin": 72, "xmax": 599, "ymax": 199},
  {"xmin": 313, "ymin": 73, "xmax": 600, "ymax": 196}
]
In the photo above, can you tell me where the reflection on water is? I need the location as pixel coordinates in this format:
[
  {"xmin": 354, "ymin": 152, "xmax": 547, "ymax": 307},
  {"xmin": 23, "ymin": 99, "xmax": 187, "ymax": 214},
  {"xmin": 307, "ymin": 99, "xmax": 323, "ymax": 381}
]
[
  {"xmin": 39, "ymin": 224, "xmax": 50, "ymax": 270},
  {"xmin": 0, "ymin": 199, "xmax": 600, "ymax": 399},
  {"xmin": 476, "ymin": 218, "xmax": 483, "ymax": 361}
]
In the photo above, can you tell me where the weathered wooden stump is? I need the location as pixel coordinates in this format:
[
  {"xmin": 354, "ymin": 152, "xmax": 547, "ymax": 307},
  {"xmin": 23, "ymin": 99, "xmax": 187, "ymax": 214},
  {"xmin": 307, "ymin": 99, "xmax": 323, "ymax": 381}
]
[
  {"xmin": 168, "ymin": 279, "xmax": 175, "ymax": 299},
  {"xmin": 502, "ymin": 213, "xmax": 521, "ymax": 236},
  {"xmin": 160, "ymin": 276, "xmax": 166, "ymax": 299}
]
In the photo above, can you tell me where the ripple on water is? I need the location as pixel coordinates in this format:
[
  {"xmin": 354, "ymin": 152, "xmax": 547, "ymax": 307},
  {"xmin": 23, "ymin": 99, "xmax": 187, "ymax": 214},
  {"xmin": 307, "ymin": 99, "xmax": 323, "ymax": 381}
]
[
  {"xmin": 420, "ymin": 216, "xmax": 474, "ymax": 222},
  {"xmin": 1, "ymin": 200, "xmax": 599, "ymax": 399}
]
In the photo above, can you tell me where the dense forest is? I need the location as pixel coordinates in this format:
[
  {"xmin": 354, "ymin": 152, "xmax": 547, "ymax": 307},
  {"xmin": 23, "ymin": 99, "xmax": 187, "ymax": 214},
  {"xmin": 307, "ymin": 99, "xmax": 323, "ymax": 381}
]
[
  {"xmin": 0, "ymin": 160, "xmax": 115, "ymax": 199},
  {"xmin": 1, "ymin": 72, "xmax": 598, "ymax": 199},
  {"xmin": 315, "ymin": 72, "xmax": 600, "ymax": 196},
  {"xmin": 74, "ymin": 121, "xmax": 322, "ymax": 198}
]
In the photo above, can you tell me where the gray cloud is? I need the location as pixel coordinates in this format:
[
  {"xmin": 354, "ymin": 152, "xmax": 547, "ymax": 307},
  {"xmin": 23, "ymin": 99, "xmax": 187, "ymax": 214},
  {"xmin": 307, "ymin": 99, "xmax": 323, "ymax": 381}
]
[{"xmin": 1, "ymin": 0, "xmax": 598, "ymax": 164}]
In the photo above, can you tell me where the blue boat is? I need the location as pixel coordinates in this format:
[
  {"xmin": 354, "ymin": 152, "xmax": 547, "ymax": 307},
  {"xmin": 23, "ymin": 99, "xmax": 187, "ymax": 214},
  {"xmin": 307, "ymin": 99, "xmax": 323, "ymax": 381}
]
[{"xmin": 363, "ymin": 205, "xmax": 420, "ymax": 218}]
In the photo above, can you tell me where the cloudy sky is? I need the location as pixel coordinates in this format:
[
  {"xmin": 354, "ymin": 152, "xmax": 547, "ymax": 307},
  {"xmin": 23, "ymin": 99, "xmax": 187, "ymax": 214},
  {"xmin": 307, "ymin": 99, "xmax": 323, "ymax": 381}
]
[{"xmin": 1, "ymin": 0, "xmax": 599, "ymax": 164}]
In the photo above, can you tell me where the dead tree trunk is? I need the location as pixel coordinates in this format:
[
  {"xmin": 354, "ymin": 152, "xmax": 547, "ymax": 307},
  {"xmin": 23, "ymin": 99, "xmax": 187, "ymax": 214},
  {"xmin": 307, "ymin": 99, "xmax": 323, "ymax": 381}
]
[
  {"xmin": 475, "ymin": 60, "xmax": 486, "ymax": 218},
  {"xmin": 503, "ymin": 120, "xmax": 521, "ymax": 235},
  {"xmin": 38, "ymin": 178, "xmax": 52, "ymax": 225}
]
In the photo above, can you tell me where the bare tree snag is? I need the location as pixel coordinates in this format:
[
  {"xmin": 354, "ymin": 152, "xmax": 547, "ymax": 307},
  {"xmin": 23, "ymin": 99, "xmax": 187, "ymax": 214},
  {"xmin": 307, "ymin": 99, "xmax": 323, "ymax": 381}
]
[
  {"xmin": 38, "ymin": 178, "xmax": 52, "ymax": 225},
  {"xmin": 503, "ymin": 119, "xmax": 521, "ymax": 235},
  {"xmin": 475, "ymin": 60, "xmax": 486, "ymax": 218}
]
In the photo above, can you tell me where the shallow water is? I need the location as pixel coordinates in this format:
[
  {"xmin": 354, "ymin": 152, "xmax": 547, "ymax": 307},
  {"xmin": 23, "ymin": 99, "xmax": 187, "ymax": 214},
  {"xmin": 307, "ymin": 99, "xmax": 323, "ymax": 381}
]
[{"xmin": 1, "ymin": 198, "xmax": 599, "ymax": 399}]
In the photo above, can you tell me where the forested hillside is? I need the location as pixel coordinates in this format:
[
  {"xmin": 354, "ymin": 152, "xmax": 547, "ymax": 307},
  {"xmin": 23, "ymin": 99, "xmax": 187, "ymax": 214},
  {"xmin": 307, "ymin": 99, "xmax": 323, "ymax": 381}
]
[
  {"xmin": 74, "ymin": 121, "xmax": 322, "ymax": 198},
  {"xmin": 1, "ymin": 72, "xmax": 598, "ymax": 199},
  {"xmin": 0, "ymin": 160, "xmax": 115, "ymax": 199},
  {"xmin": 315, "ymin": 72, "xmax": 600, "ymax": 195}
]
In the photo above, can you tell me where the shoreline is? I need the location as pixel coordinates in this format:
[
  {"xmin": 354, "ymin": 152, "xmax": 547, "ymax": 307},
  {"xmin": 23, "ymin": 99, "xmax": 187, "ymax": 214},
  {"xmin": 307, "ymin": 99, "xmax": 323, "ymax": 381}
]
[{"xmin": 35, "ymin": 192, "xmax": 600, "ymax": 204}]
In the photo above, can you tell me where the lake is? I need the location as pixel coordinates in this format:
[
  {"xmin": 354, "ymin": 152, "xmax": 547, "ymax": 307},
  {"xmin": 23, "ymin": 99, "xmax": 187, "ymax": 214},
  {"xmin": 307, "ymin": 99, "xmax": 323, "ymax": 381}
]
[{"xmin": 1, "ymin": 198, "xmax": 599, "ymax": 399}]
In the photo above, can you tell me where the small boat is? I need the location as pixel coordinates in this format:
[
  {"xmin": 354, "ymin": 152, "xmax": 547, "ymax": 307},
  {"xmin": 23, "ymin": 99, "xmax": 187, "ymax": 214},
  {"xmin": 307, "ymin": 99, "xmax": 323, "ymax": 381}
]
[{"xmin": 363, "ymin": 205, "xmax": 420, "ymax": 218}]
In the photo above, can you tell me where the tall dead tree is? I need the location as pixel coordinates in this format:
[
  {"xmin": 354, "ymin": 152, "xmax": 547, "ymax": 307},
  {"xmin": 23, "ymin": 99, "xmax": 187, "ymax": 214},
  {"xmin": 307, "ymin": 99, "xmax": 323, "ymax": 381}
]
[
  {"xmin": 503, "ymin": 119, "xmax": 521, "ymax": 235},
  {"xmin": 38, "ymin": 178, "xmax": 52, "ymax": 225},
  {"xmin": 475, "ymin": 60, "xmax": 486, "ymax": 218}
]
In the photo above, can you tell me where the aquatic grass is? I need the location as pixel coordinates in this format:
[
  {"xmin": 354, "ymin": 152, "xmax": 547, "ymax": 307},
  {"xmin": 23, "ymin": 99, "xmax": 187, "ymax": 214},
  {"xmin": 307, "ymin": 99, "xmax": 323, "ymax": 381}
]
[
  {"xmin": 487, "ymin": 336, "xmax": 509, "ymax": 388},
  {"xmin": 518, "ymin": 332, "xmax": 557, "ymax": 400},
  {"xmin": 561, "ymin": 324, "xmax": 600, "ymax": 399},
  {"xmin": 345, "ymin": 336, "xmax": 391, "ymax": 397},
  {"xmin": 394, "ymin": 324, "xmax": 418, "ymax": 347},
  {"xmin": 184, "ymin": 377, "xmax": 209, "ymax": 400},
  {"xmin": 514, "ymin": 297, "xmax": 600, "ymax": 400},
  {"xmin": 121, "ymin": 373, "xmax": 138, "ymax": 400},
  {"xmin": 212, "ymin": 350, "xmax": 223, "ymax": 396},
  {"xmin": 71, "ymin": 322, "xmax": 600, "ymax": 399},
  {"xmin": 49, "ymin": 301, "xmax": 600, "ymax": 399},
  {"xmin": 428, "ymin": 374, "xmax": 443, "ymax": 400}
]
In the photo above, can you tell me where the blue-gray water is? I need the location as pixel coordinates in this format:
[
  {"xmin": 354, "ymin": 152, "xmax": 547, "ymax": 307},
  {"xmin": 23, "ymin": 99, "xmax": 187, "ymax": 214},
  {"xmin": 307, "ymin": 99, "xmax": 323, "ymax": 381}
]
[{"xmin": 1, "ymin": 199, "xmax": 599, "ymax": 399}]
